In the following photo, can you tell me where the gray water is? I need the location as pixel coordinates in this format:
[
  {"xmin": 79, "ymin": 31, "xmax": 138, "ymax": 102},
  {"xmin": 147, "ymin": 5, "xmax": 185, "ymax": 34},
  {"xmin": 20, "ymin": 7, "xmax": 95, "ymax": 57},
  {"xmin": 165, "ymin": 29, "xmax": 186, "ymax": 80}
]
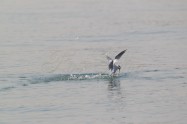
[{"xmin": 0, "ymin": 0, "xmax": 187, "ymax": 124}]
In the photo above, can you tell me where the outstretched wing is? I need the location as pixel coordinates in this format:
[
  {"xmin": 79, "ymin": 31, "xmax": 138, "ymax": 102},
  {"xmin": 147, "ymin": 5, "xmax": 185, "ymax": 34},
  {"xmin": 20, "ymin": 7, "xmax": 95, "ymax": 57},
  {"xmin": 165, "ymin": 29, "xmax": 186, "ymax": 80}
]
[
  {"xmin": 115, "ymin": 49, "xmax": 127, "ymax": 60},
  {"xmin": 106, "ymin": 55, "xmax": 112, "ymax": 61},
  {"xmin": 106, "ymin": 55, "xmax": 113, "ymax": 70},
  {"xmin": 108, "ymin": 60, "xmax": 113, "ymax": 70}
]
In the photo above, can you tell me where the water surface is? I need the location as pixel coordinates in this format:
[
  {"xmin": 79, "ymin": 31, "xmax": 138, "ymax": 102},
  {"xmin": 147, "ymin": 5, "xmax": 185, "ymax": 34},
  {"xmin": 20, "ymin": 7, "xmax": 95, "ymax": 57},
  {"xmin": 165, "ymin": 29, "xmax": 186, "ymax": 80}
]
[{"xmin": 0, "ymin": 0, "xmax": 187, "ymax": 124}]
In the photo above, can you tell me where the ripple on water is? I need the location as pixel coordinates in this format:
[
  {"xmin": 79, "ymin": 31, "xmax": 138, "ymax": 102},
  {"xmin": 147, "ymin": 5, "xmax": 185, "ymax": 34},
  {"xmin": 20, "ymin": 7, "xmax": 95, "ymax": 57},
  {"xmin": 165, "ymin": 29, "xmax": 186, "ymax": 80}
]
[
  {"xmin": 0, "ymin": 86, "xmax": 15, "ymax": 92},
  {"xmin": 1, "ymin": 67, "xmax": 185, "ymax": 92},
  {"xmin": 31, "ymin": 73, "xmax": 112, "ymax": 84}
]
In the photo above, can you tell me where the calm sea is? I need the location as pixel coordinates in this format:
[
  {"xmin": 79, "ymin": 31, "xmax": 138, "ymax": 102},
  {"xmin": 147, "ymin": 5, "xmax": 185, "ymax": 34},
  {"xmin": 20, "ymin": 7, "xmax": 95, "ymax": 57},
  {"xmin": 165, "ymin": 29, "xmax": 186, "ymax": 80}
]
[{"xmin": 0, "ymin": 0, "xmax": 187, "ymax": 124}]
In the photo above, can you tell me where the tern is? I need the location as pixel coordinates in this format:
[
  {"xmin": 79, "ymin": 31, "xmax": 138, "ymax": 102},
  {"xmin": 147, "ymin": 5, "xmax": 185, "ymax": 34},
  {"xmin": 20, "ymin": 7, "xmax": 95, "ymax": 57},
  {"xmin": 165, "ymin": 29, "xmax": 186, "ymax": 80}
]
[{"xmin": 106, "ymin": 50, "xmax": 127, "ymax": 75}]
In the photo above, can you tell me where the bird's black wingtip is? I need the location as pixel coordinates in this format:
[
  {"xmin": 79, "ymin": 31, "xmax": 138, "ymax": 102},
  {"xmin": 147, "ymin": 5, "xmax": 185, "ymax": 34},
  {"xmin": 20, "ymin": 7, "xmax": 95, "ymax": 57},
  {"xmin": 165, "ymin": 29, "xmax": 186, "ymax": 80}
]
[{"xmin": 121, "ymin": 49, "xmax": 127, "ymax": 54}]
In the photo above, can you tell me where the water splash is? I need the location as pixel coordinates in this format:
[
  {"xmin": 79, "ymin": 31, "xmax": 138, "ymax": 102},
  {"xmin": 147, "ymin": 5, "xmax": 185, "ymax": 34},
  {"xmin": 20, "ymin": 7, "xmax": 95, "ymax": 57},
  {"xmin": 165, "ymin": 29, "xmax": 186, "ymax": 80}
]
[
  {"xmin": 31, "ymin": 73, "xmax": 112, "ymax": 83},
  {"xmin": 1, "ymin": 68, "xmax": 182, "ymax": 92}
]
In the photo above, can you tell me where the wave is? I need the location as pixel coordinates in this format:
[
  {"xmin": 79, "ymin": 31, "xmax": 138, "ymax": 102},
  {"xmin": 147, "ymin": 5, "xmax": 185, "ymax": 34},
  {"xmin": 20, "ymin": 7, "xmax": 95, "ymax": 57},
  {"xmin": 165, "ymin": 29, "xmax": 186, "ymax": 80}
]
[
  {"xmin": 31, "ymin": 73, "xmax": 113, "ymax": 83},
  {"xmin": 1, "ymin": 68, "xmax": 184, "ymax": 92}
]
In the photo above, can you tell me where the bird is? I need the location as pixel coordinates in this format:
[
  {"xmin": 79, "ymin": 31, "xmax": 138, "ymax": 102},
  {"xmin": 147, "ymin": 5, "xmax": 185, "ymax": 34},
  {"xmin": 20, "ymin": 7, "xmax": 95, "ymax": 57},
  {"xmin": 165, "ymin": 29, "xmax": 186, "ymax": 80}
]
[{"xmin": 106, "ymin": 50, "xmax": 127, "ymax": 75}]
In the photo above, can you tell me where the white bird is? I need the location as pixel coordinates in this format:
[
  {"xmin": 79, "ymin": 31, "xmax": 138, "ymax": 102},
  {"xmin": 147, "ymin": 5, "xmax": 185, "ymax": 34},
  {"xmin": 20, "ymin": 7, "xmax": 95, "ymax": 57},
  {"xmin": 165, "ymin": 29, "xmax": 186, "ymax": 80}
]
[{"xmin": 106, "ymin": 50, "xmax": 127, "ymax": 75}]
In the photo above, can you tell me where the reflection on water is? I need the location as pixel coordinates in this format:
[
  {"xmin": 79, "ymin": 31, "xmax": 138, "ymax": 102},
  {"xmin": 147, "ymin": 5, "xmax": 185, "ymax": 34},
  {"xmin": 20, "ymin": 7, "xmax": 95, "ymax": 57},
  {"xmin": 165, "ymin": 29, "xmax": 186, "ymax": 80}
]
[
  {"xmin": 107, "ymin": 76, "xmax": 126, "ymax": 122},
  {"xmin": 108, "ymin": 77, "xmax": 121, "ymax": 91}
]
